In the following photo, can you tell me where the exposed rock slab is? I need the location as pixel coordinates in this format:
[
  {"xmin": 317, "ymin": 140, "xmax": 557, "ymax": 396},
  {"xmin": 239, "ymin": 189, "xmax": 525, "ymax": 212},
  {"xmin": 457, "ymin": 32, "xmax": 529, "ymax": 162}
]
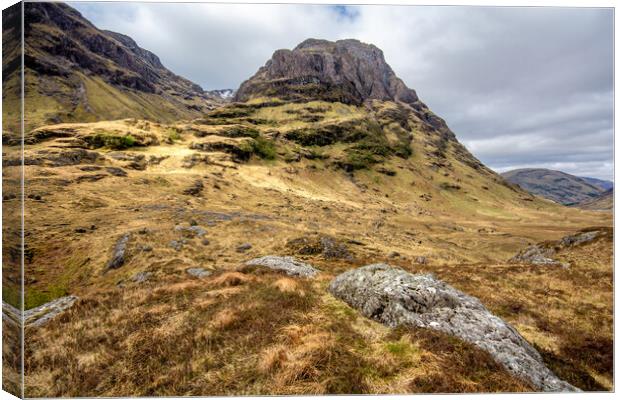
[
  {"xmin": 510, "ymin": 230, "xmax": 602, "ymax": 265},
  {"xmin": 107, "ymin": 233, "xmax": 131, "ymax": 269},
  {"xmin": 3, "ymin": 296, "xmax": 78, "ymax": 328},
  {"xmin": 186, "ymin": 267, "xmax": 212, "ymax": 279},
  {"xmin": 509, "ymin": 245, "xmax": 557, "ymax": 265},
  {"xmin": 328, "ymin": 264, "xmax": 577, "ymax": 392},
  {"xmin": 245, "ymin": 256, "xmax": 319, "ymax": 278}
]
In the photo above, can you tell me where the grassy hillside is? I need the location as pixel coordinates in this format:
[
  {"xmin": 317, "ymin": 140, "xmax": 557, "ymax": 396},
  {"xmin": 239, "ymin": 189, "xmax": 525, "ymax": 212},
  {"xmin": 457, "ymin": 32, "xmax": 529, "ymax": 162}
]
[
  {"xmin": 576, "ymin": 189, "xmax": 613, "ymax": 211},
  {"xmin": 1, "ymin": 98, "xmax": 611, "ymax": 394}
]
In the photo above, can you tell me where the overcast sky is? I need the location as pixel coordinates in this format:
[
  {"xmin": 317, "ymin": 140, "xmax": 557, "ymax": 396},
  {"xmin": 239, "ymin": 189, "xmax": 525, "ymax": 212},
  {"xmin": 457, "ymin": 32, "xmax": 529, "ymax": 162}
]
[{"xmin": 70, "ymin": 2, "xmax": 614, "ymax": 181}]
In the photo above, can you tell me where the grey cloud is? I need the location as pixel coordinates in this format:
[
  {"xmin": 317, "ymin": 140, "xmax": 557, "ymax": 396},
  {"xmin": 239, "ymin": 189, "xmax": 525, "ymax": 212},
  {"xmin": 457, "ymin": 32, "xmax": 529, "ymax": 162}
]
[{"xmin": 69, "ymin": 3, "xmax": 613, "ymax": 181}]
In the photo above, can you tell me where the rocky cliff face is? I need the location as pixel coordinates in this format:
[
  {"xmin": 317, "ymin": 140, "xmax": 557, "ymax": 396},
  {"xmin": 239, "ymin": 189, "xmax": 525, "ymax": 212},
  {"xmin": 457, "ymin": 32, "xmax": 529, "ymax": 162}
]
[
  {"xmin": 235, "ymin": 39, "xmax": 419, "ymax": 106},
  {"xmin": 235, "ymin": 38, "xmax": 501, "ymax": 178},
  {"xmin": 5, "ymin": 2, "xmax": 221, "ymax": 131}
]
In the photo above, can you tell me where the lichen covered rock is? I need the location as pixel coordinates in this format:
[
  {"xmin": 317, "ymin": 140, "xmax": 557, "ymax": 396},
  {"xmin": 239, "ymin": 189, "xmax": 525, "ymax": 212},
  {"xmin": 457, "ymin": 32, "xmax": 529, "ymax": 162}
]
[
  {"xmin": 245, "ymin": 255, "xmax": 319, "ymax": 278},
  {"xmin": 328, "ymin": 264, "xmax": 577, "ymax": 392}
]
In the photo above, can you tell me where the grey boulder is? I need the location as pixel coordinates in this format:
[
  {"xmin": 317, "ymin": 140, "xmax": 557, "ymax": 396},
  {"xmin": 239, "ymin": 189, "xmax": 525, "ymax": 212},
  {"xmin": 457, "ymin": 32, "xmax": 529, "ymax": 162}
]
[
  {"xmin": 2, "ymin": 296, "xmax": 79, "ymax": 328},
  {"xmin": 245, "ymin": 256, "xmax": 319, "ymax": 278},
  {"xmin": 328, "ymin": 264, "xmax": 578, "ymax": 392},
  {"xmin": 106, "ymin": 233, "xmax": 130, "ymax": 269}
]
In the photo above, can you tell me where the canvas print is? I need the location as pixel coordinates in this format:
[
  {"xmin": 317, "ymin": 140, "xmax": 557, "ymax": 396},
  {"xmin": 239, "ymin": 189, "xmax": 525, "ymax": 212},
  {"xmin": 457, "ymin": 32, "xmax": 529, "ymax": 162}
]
[{"xmin": 1, "ymin": 1, "xmax": 614, "ymax": 397}]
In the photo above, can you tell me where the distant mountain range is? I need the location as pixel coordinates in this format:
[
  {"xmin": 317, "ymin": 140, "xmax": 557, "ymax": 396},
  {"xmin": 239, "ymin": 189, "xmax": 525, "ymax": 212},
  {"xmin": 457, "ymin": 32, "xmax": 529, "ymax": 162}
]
[{"xmin": 501, "ymin": 168, "xmax": 612, "ymax": 206}]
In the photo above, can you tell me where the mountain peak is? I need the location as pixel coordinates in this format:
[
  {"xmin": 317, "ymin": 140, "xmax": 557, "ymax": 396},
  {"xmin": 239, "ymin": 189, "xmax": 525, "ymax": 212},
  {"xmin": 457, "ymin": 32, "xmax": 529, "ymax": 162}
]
[{"xmin": 234, "ymin": 38, "xmax": 419, "ymax": 105}]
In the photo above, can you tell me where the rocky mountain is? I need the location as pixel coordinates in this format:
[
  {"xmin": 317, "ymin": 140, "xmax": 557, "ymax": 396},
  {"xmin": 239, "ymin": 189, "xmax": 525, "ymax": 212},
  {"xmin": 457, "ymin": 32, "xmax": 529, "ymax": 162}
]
[
  {"xmin": 3, "ymin": 20, "xmax": 613, "ymax": 395},
  {"xmin": 206, "ymin": 88, "xmax": 235, "ymax": 100},
  {"xmin": 3, "ymin": 2, "xmax": 220, "ymax": 133},
  {"xmin": 580, "ymin": 176, "xmax": 613, "ymax": 191},
  {"xmin": 234, "ymin": 38, "xmax": 500, "ymax": 177},
  {"xmin": 236, "ymin": 39, "xmax": 420, "ymax": 105},
  {"xmin": 501, "ymin": 168, "xmax": 604, "ymax": 205}
]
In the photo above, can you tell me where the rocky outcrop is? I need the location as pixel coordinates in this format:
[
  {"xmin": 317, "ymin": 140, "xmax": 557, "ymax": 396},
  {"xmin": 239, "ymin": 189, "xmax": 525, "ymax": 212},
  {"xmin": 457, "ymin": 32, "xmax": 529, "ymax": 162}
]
[
  {"xmin": 235, "ymin": 39, "xmax": 419, "ymax": 106},
  {"xmin": 245, "ymin": 256, "xmax": 319, "ymax": 278},
  {"xmin": 328, "ymin": 264, "xmax": 577, "ymax": 392},
  {"xmin": 186, "ymin": 267, "xmax": 212, "ymax": 279},
  {"xmin": 3, "ymin": 296, "xmax": 78, "ymax": 328},
  {"xmin": 510, "ymin": 229, "xmax": 602, "ymax": 265},
  {"xmin": 509, "ymin": 245, "xmax": 558, "ymax": 265},
  {"xmin": 106, "ymin": 233, "xmax": 130, "ymax": 269},
  {"xmin": 286, "ymin": 235, "xmax": 352, "ymax": 260}
]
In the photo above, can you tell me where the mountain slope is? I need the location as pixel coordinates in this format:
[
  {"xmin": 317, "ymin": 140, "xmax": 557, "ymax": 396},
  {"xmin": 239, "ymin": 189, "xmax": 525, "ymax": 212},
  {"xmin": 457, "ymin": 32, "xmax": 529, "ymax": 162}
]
[
  {"xmin": 576, "ymin": 188, "xmax": 613, "ymax": 211},
  {"xmin": 4, "ymin": 32, "xmax": 612, "ymax": 395},
  {"xmin": 501, "ymin": 168, "xmax": 603, "ymax": 205},
  {"xmin": 580, "ymin": 176, "xmax": 613, "ymax": 191},
  {"xmin": 3, "ymin": 2, "xmax": 220, "ymax": 134}
]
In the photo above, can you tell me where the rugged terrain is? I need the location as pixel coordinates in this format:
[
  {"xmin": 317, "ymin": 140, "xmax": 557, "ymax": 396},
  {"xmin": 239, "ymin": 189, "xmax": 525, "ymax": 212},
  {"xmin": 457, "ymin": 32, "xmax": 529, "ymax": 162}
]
[
  {"xmin": 2, "ymin": 2, "xmax": 222, "ymax": 136},
  {"xmin": 501, "ymin": 168, "xmax": 607, "ymax": 205},
  {"xmin": 2, "ymin": 6, "xmax": 614, "ymax": 397}
]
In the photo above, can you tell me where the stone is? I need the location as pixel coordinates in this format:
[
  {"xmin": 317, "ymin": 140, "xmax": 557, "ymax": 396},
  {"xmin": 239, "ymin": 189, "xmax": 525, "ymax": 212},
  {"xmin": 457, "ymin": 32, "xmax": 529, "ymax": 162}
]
[
  {"xmin": 286, "ymin": 235, "xmax": 352, "ymax": 260},
  {"xmin": 415, "ymin": 256, "xmax": 427, "ymax": 264},
  {"xmin": 201, "ymin": 238, "xmax": 211, "ymax": 246},
  {"xmin": 186, "ymin": 267, "xmax": 212, "ymax": 279},
  {"xmin": 328, "ymin": 264, "xmax": 577, "ymax": 392},
  {"xmin": 510, "ymin": 230, "xmax": 603, "ymax": 266},
  {"xmin": 105, "ymin": 167, "xmax": 128, "ymax": 177},
  {"xmin": 509, "ymin": 245, "xmax": 557, "ymax": 265},
  {"xmin": 245, "ymin": 255, "xmax": 319, "ymax": 278},
  {"xmin": 106, "ymin": 233, "xmax": 130, "ymax": 269},
  {"xmin": 174, "ymin": 224, "xmax": 207, "ymax": 238},
  {"xmin": 76, "ymin": 173, "xmax": 108, "ymax": 183},
  {"xmin": 388, "ymin": 251, "xmax": 400, "ymax": 258},
  {"xmin": 183, "ymin": 180, "xmax": 204, "ymax": 196},
  {"xmin": 132, "ymin": 271, "xmax": 152, "ymax": 283},
  {"xmin": 236, "ymin": 243, "xmax": 252, "ymax": 252},
  {"xmin": 22, "ymin": 296, "xmax": 78, "ymax": 327},
  {"xmin": 169, "ymin": 239, "xmax": 185, "ymax": 251},
  {"xmin": 560, "ymin": 230, "xmax": 600, "ymax": 247}
]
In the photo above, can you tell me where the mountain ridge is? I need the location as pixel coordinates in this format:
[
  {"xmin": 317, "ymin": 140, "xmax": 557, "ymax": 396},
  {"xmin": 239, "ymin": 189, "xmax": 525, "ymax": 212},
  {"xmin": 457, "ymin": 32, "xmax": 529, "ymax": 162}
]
[
  {"xmin": 3, "ymin": 2, "xmax": 222, "ymax": 133},
  {"xmin": 501, "ymin": 168, "xmax": 604, "ymax": 205}
]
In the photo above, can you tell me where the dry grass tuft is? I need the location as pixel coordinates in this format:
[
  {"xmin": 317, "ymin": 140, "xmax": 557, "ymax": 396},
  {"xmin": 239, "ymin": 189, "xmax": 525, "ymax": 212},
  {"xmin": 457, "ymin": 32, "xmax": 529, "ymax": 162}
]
[
  {"xmin": 273, "ymin": 277, "xmax": 305, "ymax": 294},
  {"xmin": 212, "ymin": 272, "xmax": 254, "ymax": 287}
]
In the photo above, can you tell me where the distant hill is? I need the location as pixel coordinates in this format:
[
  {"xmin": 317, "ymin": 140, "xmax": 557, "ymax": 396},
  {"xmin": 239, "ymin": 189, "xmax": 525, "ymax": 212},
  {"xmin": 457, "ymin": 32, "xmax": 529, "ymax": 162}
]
[
  {"xmin": 579, "ymin": 177, "xmax": 613, "ymax": 191},
  {"xmin": 576, "ymin": 188, "xmax": 613, "ymax": 211},
  {"xmin": 501, "ymin": 168, "xmax": 604, "ymax": 205}
]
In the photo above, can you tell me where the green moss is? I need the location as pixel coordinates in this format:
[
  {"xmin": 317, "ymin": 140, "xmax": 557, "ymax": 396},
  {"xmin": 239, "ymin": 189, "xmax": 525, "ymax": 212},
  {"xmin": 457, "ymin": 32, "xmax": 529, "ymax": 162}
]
[
  {"xmin": 2, "ymin": 284, "xmax": 21, "ymax": 309},
  {"xmin": 85, "ymin": 133, "xmax": 136, "ymax": 150},
  {"xmin": 167, "ymin": 128, "xmax": 181, "ymax": 143},
  {"xmin": 251, "ymin": 136, "xmax": 277, "ymax": 160},
  {"xmin": 385, "ymin": 341, "xmax": 416, "ymax": 357},
  {"xmin": 341, "ymin": 149, "xmax": 381, "ymax": 171},
  {"xmin": 25, "ymin": 284, "xmax": 68, "ymax": 310}
]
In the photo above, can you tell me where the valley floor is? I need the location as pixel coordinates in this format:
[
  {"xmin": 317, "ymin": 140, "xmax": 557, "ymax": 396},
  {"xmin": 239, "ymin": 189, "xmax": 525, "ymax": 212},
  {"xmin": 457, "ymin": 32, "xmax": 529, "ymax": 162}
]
[{"xmin": 2, "ymin": 118, "xmax": 613, "ymax": 396}]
